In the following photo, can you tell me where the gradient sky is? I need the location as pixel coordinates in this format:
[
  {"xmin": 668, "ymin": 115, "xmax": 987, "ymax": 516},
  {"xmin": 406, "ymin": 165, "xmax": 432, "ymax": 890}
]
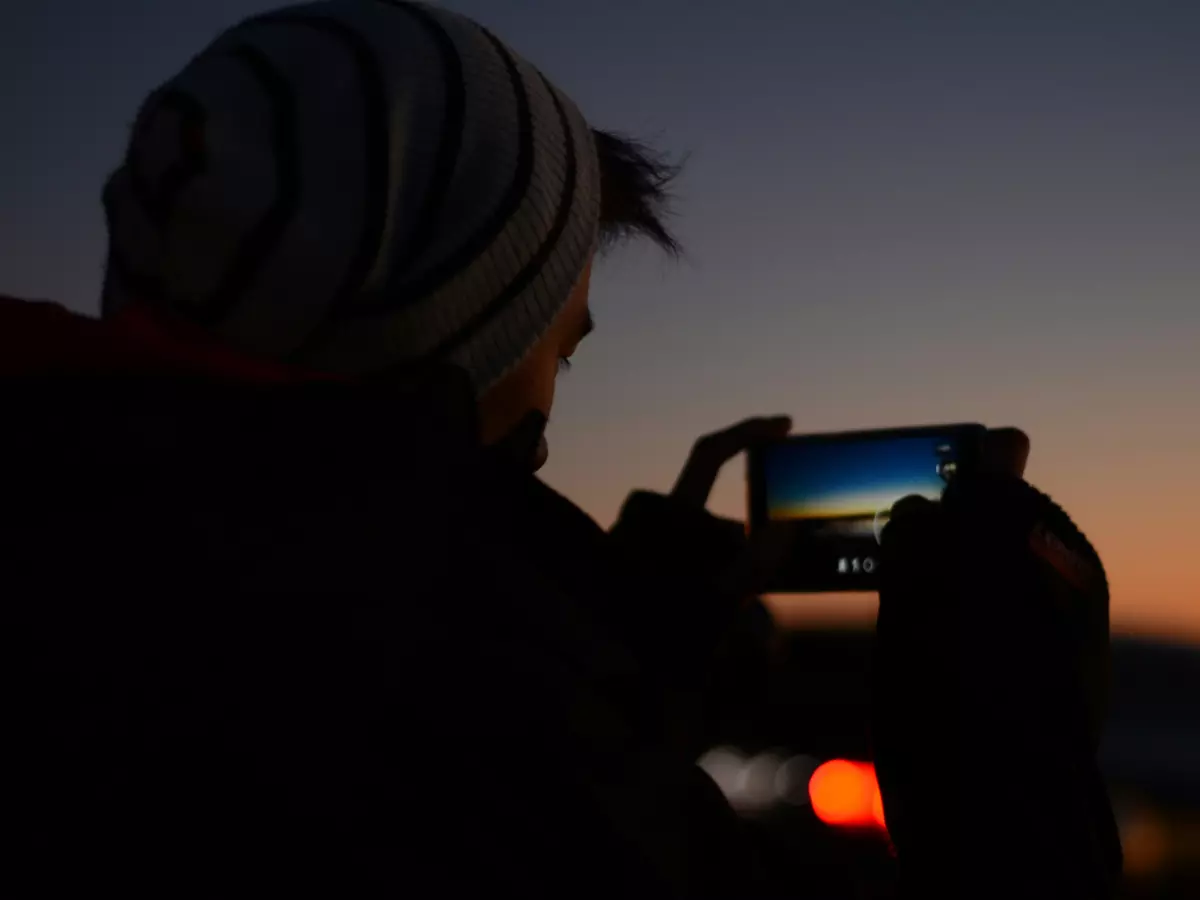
[{"xmin": 3, "ymin": 1, "xmax": 1198, "ymax": 638}]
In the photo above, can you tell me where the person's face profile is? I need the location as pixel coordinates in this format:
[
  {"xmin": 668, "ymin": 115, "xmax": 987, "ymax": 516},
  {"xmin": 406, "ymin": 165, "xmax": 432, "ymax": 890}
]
[{"xmin": 477, "ymin": 257, "xmax": 595, "ymax": 471}]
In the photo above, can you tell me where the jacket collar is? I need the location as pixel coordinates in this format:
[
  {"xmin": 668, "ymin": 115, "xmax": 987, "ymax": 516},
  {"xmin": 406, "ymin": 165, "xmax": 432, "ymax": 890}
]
[{"xmin": 0, "ymin": 295, "xmax": 482, "ymax": 447}]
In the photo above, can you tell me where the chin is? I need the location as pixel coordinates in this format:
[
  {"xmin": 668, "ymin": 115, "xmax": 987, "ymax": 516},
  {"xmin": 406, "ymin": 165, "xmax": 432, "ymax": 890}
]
[{"xmin": 531, "ymin": 436, "xmax": 549, "ymax": 472}]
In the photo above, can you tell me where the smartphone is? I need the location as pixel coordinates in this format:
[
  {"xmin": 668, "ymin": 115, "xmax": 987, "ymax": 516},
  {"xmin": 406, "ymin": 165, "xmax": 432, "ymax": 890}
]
[{"xmin": 746, "ymin": 423, "xmax": 986, "ymax": 593}]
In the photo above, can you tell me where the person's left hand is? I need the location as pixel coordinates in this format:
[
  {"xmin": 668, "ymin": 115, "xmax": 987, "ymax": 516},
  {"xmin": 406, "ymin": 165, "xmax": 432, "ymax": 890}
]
[
  {"xmin": 669, "ymin": 415, "xmax": 792, "ymax": 509},
  {"xmin": 668, "ymin": 415, "xmax": 794, "ymax": 598}
]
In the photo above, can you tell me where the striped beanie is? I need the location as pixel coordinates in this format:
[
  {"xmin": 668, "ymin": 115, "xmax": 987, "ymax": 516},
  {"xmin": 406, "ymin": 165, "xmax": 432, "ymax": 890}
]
[{"xmin": 101, "ymin": 0, "xmax": 600, "ymax": 394}]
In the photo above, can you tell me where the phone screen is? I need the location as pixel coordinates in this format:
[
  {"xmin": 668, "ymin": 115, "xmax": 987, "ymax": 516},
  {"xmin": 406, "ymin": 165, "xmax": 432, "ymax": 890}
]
[{"xmin": 747, "ymin": 424, "xmax": 983, "ymax": 592}]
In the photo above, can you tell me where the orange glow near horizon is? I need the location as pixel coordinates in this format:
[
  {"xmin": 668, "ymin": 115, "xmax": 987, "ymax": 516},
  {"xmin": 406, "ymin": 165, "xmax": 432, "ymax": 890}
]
[
  {"xmin": 808, "ymin": 759, "xmax": 887, "ymax": 831},
  {"xmin": 546, "ymin": 372, "xmax": 1200, "ymax": 645}
]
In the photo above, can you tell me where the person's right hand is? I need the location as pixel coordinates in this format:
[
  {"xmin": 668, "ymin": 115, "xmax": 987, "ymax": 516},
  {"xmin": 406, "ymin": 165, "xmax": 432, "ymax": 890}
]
[{"xmin": 870, "ymin": 428, "xmax": 1121, "ymax": 897}]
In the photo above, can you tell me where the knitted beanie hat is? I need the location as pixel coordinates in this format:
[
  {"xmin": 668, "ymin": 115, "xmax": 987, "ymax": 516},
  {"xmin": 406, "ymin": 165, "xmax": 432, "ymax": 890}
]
[{"xmin": 101, "ymin": 0, "xmax": 600, "ymax": 394}]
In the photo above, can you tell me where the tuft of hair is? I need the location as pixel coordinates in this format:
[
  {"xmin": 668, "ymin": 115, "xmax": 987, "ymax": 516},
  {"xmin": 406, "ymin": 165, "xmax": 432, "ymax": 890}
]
[{"xmin": 594, "ymin": 130, "xmax": 683, "ymax": 256}]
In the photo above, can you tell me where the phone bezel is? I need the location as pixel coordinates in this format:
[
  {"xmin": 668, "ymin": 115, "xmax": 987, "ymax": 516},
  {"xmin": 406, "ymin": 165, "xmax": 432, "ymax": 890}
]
[{"xmin": 745, "ymin": 422, "xmax": 987, "ymax": 593}]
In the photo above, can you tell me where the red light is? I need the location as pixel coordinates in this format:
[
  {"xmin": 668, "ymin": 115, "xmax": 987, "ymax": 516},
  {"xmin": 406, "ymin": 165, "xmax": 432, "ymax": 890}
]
[{"xmin": 809, "ymin": 759, "xmax": 887, "ymax": 831}]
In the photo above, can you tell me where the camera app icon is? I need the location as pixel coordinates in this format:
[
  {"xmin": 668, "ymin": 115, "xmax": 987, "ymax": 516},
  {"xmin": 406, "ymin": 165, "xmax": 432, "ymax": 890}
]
[{"xmin": 935, "ymin": 443, "xmax": 957, "ymax": 484}]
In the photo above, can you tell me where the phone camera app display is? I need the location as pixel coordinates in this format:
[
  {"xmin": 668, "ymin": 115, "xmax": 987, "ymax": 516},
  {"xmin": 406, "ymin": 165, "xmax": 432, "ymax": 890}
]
[{"xmin": 760, "ymin": 431, "xmax": 965, "ymax": 587}]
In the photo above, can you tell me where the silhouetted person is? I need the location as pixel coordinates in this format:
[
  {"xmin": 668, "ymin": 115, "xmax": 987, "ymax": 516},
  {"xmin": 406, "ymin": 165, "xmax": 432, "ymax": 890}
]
[{"xmin": 6, "ymin": 2, "xmax": 1120, "ymax": 896}]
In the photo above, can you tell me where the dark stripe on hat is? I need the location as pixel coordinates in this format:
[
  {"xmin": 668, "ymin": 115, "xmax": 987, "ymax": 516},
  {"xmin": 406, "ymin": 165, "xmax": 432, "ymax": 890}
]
[
  {"xmin": 335, "ymin": 24, "xmax": 535, "ymax": 320},
  {"xmin": 125, "ymin": 91, "xmax": 161, "ymax": 223},
  {"xmin": 424, "ymin": 71, "xmax": 579, "ymax": 363},
  {"xmin": 380, "ymin": 0, "xmax": 466, "ymax": 274},
  {"xmin": 106, "ymin": 246, "xmax": 169, "ymax": 312},
  {"xmin": 246, "ymin": 12, "xmax": 390, "ymax": 328},
  {"xmin": 193, "ymin": 44, "xmax": 300, "ymax": 326},
  {"xmin": 153, "ymin": 92, "xmax": 210, "ymax": 227},
  {"xmin": 126, "ymin": 90, "xmax": 208, "ymax": 230},
  {"xmin": 102, "ymin": 169, "xmax": 168, "ymax": 314}
]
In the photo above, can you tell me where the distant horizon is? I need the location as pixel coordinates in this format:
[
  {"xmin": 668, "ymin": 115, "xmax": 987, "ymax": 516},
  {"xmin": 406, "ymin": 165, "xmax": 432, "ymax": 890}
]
[{"xmin": 765, "ymin": 594, "xmax": 1200, "ymax": 645}]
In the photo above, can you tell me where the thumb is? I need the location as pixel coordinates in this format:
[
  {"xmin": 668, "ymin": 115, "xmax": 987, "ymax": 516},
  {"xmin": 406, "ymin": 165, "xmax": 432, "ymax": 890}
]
[{"xmin": 981, "ymin": 427, "xmax": 1031, "ymax": 478}]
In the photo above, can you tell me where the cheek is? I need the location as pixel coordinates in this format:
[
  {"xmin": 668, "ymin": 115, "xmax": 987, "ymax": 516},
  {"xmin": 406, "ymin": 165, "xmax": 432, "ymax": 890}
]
[
  {"xmin": 477, "ymin": 345, "xmax": 560, "ymax": 444},
  {"xmin": 526, "ymin": 349, "xmax": 560, "ymax": 416}
]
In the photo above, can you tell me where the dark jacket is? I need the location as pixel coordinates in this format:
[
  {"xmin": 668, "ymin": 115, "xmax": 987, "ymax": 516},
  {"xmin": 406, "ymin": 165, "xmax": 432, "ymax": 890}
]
[{"xmin": 5, "ymin": 297, "xmax": 1120, "ymax": 897}]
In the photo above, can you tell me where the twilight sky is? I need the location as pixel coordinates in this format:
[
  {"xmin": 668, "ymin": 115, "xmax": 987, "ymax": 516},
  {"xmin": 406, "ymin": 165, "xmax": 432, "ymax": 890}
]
[{"xmin": 3, "ymin": 1, "xmax": 1197, "ymax": 637}]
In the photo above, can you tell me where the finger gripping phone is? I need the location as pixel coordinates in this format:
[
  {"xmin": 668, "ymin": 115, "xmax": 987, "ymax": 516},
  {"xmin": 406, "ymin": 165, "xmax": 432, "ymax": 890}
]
[{"xmin": 746, "ymin": 423, "xmax": 986, "ymax": 593}]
